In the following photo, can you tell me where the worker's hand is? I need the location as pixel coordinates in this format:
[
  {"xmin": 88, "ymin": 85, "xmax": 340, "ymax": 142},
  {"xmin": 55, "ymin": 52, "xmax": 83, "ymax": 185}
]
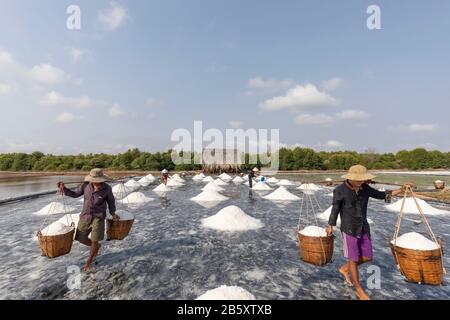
[
  {"xmin": 325, "ymin": 225, "xmax": 333, "ymax": 236},
  {"xmin": 111, "ymin": 214, "xmax": 120, "ymax": 221},
  {"xmin": 402, "ymin": 182, "xmax": 415, "ymax": 192},
  {"xmin": 57, "ymin": 182, "xmax": 65, "ymax": 194}
]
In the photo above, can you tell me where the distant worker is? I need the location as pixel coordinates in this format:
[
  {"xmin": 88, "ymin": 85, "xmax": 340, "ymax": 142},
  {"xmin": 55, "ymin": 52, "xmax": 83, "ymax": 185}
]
[
  {"xmin": 161, "ymin": 169, "xmax": 169, "ymax": 185},
  {"xmin": 248, "ymin": 167, "xmax": 259, "ymax": 188},
  {"xmin": 57, "ymin": 168, "xmax": 119, "ymax": 272}
]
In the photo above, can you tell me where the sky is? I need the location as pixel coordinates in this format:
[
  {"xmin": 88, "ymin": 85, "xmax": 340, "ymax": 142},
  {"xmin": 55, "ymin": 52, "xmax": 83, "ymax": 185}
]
[{"xmin": 0, "ymin": 0, "xmax": 449, "ymax": 155}]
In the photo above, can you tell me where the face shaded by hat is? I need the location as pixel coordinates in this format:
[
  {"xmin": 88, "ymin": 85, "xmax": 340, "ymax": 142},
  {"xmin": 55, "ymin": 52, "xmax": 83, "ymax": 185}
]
[
  {"xmin": 84, "ymin": 168, "xmax": 110, "ymax": 183},
  {"xmin": 342, "ymin": 165, "xmax": 376, "ymax": 181}
]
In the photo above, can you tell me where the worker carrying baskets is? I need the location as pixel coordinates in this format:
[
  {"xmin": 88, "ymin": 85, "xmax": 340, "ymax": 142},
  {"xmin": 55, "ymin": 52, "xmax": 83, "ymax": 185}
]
[
  {"xmin": 57, "ymin": 168, "xmax": 120, "ymax": 272},
  {"xmin": 325, "ymin": 165, "xmax": 410, "ymax": 300}
]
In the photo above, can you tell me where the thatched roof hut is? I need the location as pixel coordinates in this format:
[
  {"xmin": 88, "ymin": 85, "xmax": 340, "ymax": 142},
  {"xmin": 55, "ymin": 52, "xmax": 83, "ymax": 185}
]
[{"xmin": 202, "ymin": 149, "xmax": 242, "ymax": 174}]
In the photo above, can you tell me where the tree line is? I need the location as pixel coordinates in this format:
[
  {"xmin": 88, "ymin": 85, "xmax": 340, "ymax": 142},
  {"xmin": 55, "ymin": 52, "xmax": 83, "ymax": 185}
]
[{"xmin": 0, "ymin": 148, "xmax": 449, "ymax": 172}]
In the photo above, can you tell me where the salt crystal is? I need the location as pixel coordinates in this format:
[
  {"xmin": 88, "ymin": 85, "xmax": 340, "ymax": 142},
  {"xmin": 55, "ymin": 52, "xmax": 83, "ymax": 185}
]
[
  {"xmin": 192, "ymin": 175, "xmax": 204, "ymax": 181},
  {"xmin": 40, "ymin": 222, "xmax": 73, "ymax": 236},
  {"xmin": 202, "ymin": 182, "xmax": 225, "ymax": 192},
  {"xmin": 386, "ymin": 198, "xmax": 449, "ymax": 216},
  {"xmin": 57, "ymin": 213, "xmax": 80, "ymax": 227},
  {"xmin": 124, "ymin": 179, "xmax": 141, "ymax": 190},
  {"xmin": 145, "ymin": 173, "xmax": 155, "ymax": 180},
  {"xmin": 112, "ymin": 183, "xmax": 134, "ymax": 197},
  {"xmin": 196, "ymin": 285, "xmax": 256, "ymax": 300},
  {"xmin": 119, "ymin": 192, "xmax": 153, "ymax": 204},
  {"xmin": 276, "ymin": 179, "xmax": 295, "ymax": 186},
  {"xmin": 201, "ymin": 205, "xmax": 263, "ymax": 231},
  {"xmin": 153, "ymin": 183, "xmax": 171, "ymax": 192},
  {"xmin": 138, "ymin": 177, "xmax": 153, "ymax": 187},
  {"xmin": 214, "ymin": 178, "xmax": 228, "ymax": 186},
  {"xmin": 299, "ymin": 226, "xmax": 327, "ymax": 237},
  {"xmin": 218, "ymin": 173, "xmax": 233, "ymax": 181},
  {"xmin": 263, "ymin": 186, "xmax": 300, "ymax": 201},
  {"xmin": 202, "ymin": 176, "xmax": 215, "ymax": 183},
  {"xmin": 266, "ymin": 177, "xmax": 280, "ymax": 184},
  {"xmin": 392, "ymin": 232, "xmax": 440, "ymax": 250},
  {"xmin": 191, "ymin": 190, "xmax": 229, "ymax": 202},
  {"xmin": 232, "ymin": 176, "xmax": 245, "ymax": 183},
  {"xmin": 167, "ymin": 179, "xmax": 184, "ymax": 187},
  {"xmin": 298, "ymin": 183, "xmax": 322, "ymax": 191},
  {"xmin": 35, "ymin": 202, "xmax": 76, "ymax": 216},
  {"xmin": 251, "ymin": 181, "xmax": 272, "ymax": 191}
]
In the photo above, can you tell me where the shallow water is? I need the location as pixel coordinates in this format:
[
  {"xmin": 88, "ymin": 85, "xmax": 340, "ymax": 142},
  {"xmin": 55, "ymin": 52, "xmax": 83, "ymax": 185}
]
[{"xmin": 0, "ymin": 177, "xmax": 449, "ymax": 300}]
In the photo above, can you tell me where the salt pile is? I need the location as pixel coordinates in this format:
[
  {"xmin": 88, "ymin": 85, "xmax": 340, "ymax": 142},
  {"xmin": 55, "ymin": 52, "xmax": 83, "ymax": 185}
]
[
  {"xmin": 153, "ymin": 183, "xmax": 171, "ymax": 192},
  {"xmin": 244, "ymin": 179, "xmax": 257, "ymax": 186},
  {"xmin": 119, "ymin": 192, "xmax": 153, "ymax": 204},
  {"xmin": 138, "ymin": 177, "xmax": 153, "ymax": 187},
  {"xmin": 202, "ymin": 182, "xmax": 225, "ymax": 192},
  {"xmin": 276, "ymin": 179, "xmax": 295, "ymax": 186},
  {"xmin": 35, "ymin": 202, "xmax": 76, "ymax": 216},
  {"xmin": 298, "ymin": 183, "xmax": 322, "ymax": 191},
  {"xmin": 299, "ymin": 226, "xmax": 327, "ymax": 237},
  {"xmin": 167, "ymin": 179, "xmax": 184, "ymax": 187},
  {"xmin": 172, "ymin": 174, "xmax": 185, "ymax": 183},
  {"xmin": 214, "ymin": 178, "xmax": 228, "ymax": 186},
  {"xmin": 57, "ymin": 213, "xmax": 80, "ymax": 227},
  {"xmin": 391, "ymin": 232, "xmax": 440, "ymax": 250},
  {"xmin": 196, "ymin": 285, "xmax": 256, "ymax": 300},
  {"xmin": 201, "ymin": 205, "xmax": 263, "ymax": 231},
  {"xmin": 124, "ymin": 179, "xmax": 141, "ymax": 190},
  {"xmin": 266, "ymin": 177, "xmax": 280, "ymax": 184},
  {"xmin": 109, "ymin": 209, "xmax": 134, "ymax": 221},
  {"xmin": 191, "ymin": 190, "xmax": 229, "ymax": 202},
  {"xmin": 386, "ymin": 198, "xmax": 450, "ymax": 216},
  {"xmin": 112, "ymin": 183, "xmax": 133, "ymax": 197},
  {"xmin": 192, "ymin": 174, "xmax": 204, "ymax": 181},
  {"xmin": 40, "ymin": 221, "xmax": 73, "ymax": 236},
  {"xmin": 202, "ymin": 176, "xmax": 215, "ymax": 183},
  {"xmin": 218, "ymin": 173, "xmax": 232, "ymax": 181},
  {"xmin": 252, "ymin": 181, "xmax": 272, "ymax": 191},
  {"xmin": 263, "ymin": 186, "xmax": 300, "ymax": 201},
  {"xmin": 232, "ymin": 176, "xmax": 245, "ymax": 183},
  {"xmin": 145, "ymin": 173, "xmax": 155, "ymax": 180}
]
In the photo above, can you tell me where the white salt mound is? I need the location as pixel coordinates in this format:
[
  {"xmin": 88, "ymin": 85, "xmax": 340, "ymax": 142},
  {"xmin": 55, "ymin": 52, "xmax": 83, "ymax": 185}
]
[
  {"xmin": 40, "ymin": 222, "xmax": 73, "ymax": 236},
  {"xmin": 125, "ymin": 179, "xmax": 141, "ymax": 190},
  {"xmin": 192, "ymin": 174, "xmax": 204, "ymax": 181},
  {"xmin": 202, "ymin": 181, "xmax": 225, "ymax": 192},
  {"xmin": 201, "ymin": 205, "xmax": 263, "ymax": 231},
  {"xmin": 138, "ymin": 177, "xmax": 153, "ymax": 187},
  {"xmin": 112, "ymin": 183, "xmax": 133, "ymax": 196},
  {"xmin": 153, "ymin": 183, "xmax": 171, "ymax": 192},
  {"xmin": 385, "ymin": 198, "xmax": 449, "ymax": 216},
  {"xmin": 172, "ymin": 174, "xmax": 185, "ymax": 182},
  {"xmin": 196, "ymin": 285, "xmax": 256, "ymax": 300},
  {"xmin": 263, "ymin": 186, "xmax": 300, "ymax": 201},
  {"xmin": 392, "ymin": 232, "xmax": 440, "ymax": 250},
  {"xmin": 167, "ymin": 179, "xmax": 184, "ymax": 187},
  {"xmin": 57, "ymin": 213, "xmax": 80, "ymax": 227},
  {"xmin": 191, "ymin": 190, "xmax": 229, "ymax": 202},
  {"xmin": 298, "ymin": 183, "xmax": 322, "ymax": 191},
  {"xmin": 232, "ymin": 176, "xmax": 245, "ymax": 183},
  {"xmin": 202, "ymin": 176, "xmax": 215, "ymax": 183},
  {"xmin": 299, "ymin": 226, "xmax": 327, "ymax": 237},
  {"xmin": 266, "ymin": 177, "xmax": 280, "ymax": 184},
  {"xmin": 252, "ymin": 181, "xmax": 272, "ymax": 191},
  {"xmin": 214, "ymin": 178, "xmax": 228, "ymax": 186},
  {"xmin": 199, "ymin": 173, "xmax": 206, "ymax": 178},
  {"xmin": 35, "ymin": 202, "xmax": 76, "ymax": 216},
  {"xmin": 145, "ymin": 173, "xmax": 155, "ymax": 180},
  {"xmin": 244, "ymin": 179, "xmax": 257, "ymax": 186},
  {"xmin": 119, "ymin": 192, "xmax": 153, "ymax": 204},
  {"xmin": 277, "ymin": 179, "xmax": 295, "ymax": 186},
  {"xmin": 109, "ymin": 209, "xmax": 134, "ymax": 221},
  {"xmin": 219, "ymin": 173, "xmax": 232, "ymax": 181}
]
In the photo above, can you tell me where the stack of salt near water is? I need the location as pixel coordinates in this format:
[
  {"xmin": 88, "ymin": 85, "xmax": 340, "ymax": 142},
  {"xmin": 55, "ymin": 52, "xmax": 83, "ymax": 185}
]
[
  {"xmin": 276, "ymin": 179, "xmax": 295, "ymax": 186},
  {"xmin": 263, "ymin": 186, "xmax": 300, "ymax": 201},
  {"xmin": 202, "ymin": 181, "xmax": 225, "ymax": 192},
  {"xmin": 119, "ymin": 192, "xmax": 153, "ymax": 204},
  {"xmin": 266, "ymin": 177, "xmax": 279, "ymax": 184},
  {"xmin": 202, "ymin": 176, "xmax": 215, "ymax": 183},
  {"xmin": 218, "ymin": 173, "xmax": 233, "ymax": 182},
  {"xmin": 251, "ymin": 181, "xmax": 272, "ymax": 191},
  {"xmin": 153, "ymin": 183, "xmax": 171, "ymax": 192},
  {"xmin": 124, "ymin": 179, "xmax": 141, "ymax": 191},
  {"xmin": 167, "ymin": 178, "xmax": 184, "ymax": 187},
  {"xmin": 35, "ymin": 202, "xmax": 76, "ymax": 216},
  {"xmin": 201, "ymin": 205, "xmax": 263, "ymax": 232},
  {"xmin": 214, "ymin": 178, "xmax": 228, "ymax": 186},
  {"xmin": 196, "ymin": 285, "xmax": 256, "ymax": 300},
  {"xmin": 232, "ymin": 176, "xmax": 245, "ymax": 183},
  {"xmin": 112, "ymin": 183, "xmax": 133, "ymax": 199}
]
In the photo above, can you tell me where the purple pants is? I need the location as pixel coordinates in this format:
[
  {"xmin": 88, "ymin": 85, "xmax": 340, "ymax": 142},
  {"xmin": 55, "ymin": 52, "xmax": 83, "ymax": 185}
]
[{"xmin": 342, "ymin": 228, "xmax": 373, "ymax": 262}]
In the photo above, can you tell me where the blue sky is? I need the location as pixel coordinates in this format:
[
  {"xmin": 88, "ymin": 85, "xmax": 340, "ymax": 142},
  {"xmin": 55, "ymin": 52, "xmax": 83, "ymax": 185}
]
[{"xmin": 0, "ymin": 0, "xmax": 449, "ymax": 154}]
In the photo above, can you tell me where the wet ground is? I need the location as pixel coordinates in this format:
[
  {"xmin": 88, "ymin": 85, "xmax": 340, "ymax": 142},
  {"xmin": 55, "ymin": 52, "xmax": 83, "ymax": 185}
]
[{"xmin": 0, "ymin": 177, "xmax": 449, "ymax": 300}]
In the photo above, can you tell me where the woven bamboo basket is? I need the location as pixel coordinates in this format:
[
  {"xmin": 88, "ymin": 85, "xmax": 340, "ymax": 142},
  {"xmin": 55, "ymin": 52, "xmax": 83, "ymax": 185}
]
[
  {"xmin": 298, "ymin": 232, "xmax": 334, "ymax": 266},
  {"xmin": 37, "ymin": 227, "xmax": 75, "ymax": 259},
  {"xmin": 107, "ymin": 219, "xmax": 134, "ymax": 240},
  {"xmin": 390, "ymin": 242, "xmax": 444, "ymax": 285}
]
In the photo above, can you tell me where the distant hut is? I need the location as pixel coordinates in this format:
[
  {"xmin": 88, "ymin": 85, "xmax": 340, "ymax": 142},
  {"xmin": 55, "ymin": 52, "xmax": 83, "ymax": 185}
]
[{"xmin": 202, "ymin": 149, "xmax": 242, "ymax": 174}]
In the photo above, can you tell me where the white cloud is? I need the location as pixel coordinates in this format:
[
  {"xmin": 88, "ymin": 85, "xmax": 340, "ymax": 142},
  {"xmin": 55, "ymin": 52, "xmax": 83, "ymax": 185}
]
[
  {"xmin": 394, "ymin": 124, "xmax": 440, "ymax": 133},
  {"xmin": 146, "ymin": 97, "xmax": 164, "ymax": 107},
  {"xmin": 322, "ymin": 77, "xmax": 344, "ymax": 92},
  {"xmin": 0, "ymin": 83, "xmax": 12, "ymax": 94},
  {"xmin": 294, "ymin": 113, "xmax": 334, "ymax": 126},
  {"xmin": 248, "ymin": 77, "xmax": 295, "ymax": 90},
  {"xmin": 98, "ymin": 2, "xmax": 129, "ymax": 31},
  {"xmin": 261, "ymin": 84, "xmax": 339, "ymax": 111},
  {"xmin": 0, "ymin": 51, "xmax": 14, "ymax": 66},
  {"xmin": 337, "ymin": 109, "xmax": 371, "ymax": 120},
  {"xmin": 55, "ymin": 112, "xmax": 78, "ymax": 123},
  {"xmin": 29, "ymin": 64, "xmax": 71, "ymax": 85},
  {"xmin": 327, "ymin": 140, "xmax": 344, "ymax": 148},
  {"xmin": 108, "ymin": 103, "xmax": 123, "ymax": 117},
  {"xmin": 39, "ymin": 91, "xmax": 103, "ymax": 108},
  {"xmin": 228, "ymin": 121, "xmax": 244, "ymax": 128},
  {"xmin": 65, "ymin": 47, "xmax": 88, "ymax": 63}
]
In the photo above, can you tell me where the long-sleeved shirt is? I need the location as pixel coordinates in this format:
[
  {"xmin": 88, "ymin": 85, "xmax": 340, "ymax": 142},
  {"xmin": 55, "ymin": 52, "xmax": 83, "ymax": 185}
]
[
  {"xmin": 248, "ymin": 172, "xmax": 255, "ymax": 188},
  {"xmin": 328, "ymin": 180, "xmax": 390, "ymax": 238},
  {"xmin": 64, "ymin": 182, "xmax": 116, "ymax": 222}
]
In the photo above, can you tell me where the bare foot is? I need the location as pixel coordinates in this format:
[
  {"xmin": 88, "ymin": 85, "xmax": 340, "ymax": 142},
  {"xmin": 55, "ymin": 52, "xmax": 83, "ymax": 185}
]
[
  {"xmin": 339, "ymin": 266, "xmax": 353, "ymax": 286},
  {"xmin": 355, "ymin": 287, "xmax": 370, "ymax": 300}
]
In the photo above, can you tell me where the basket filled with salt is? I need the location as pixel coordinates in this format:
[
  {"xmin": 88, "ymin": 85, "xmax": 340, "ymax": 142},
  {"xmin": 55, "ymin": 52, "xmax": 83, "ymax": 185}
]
[
  {"xmin": 37, "ymin": 221, "xmax": 75, "ymax": 258},
  {"xmin": 297, "ymin": 226, "xmax": 334, "ymax": 266},
  {"xmin": 106, "ymin": 210, "xmax": 135, "ymax": 241}
]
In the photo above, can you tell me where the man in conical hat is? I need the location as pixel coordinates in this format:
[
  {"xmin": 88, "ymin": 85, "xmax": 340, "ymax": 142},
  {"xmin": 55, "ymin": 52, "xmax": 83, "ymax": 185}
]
[{"xmin": 326, "ymin": 165, "xmax": 411, "ymax": 300}]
